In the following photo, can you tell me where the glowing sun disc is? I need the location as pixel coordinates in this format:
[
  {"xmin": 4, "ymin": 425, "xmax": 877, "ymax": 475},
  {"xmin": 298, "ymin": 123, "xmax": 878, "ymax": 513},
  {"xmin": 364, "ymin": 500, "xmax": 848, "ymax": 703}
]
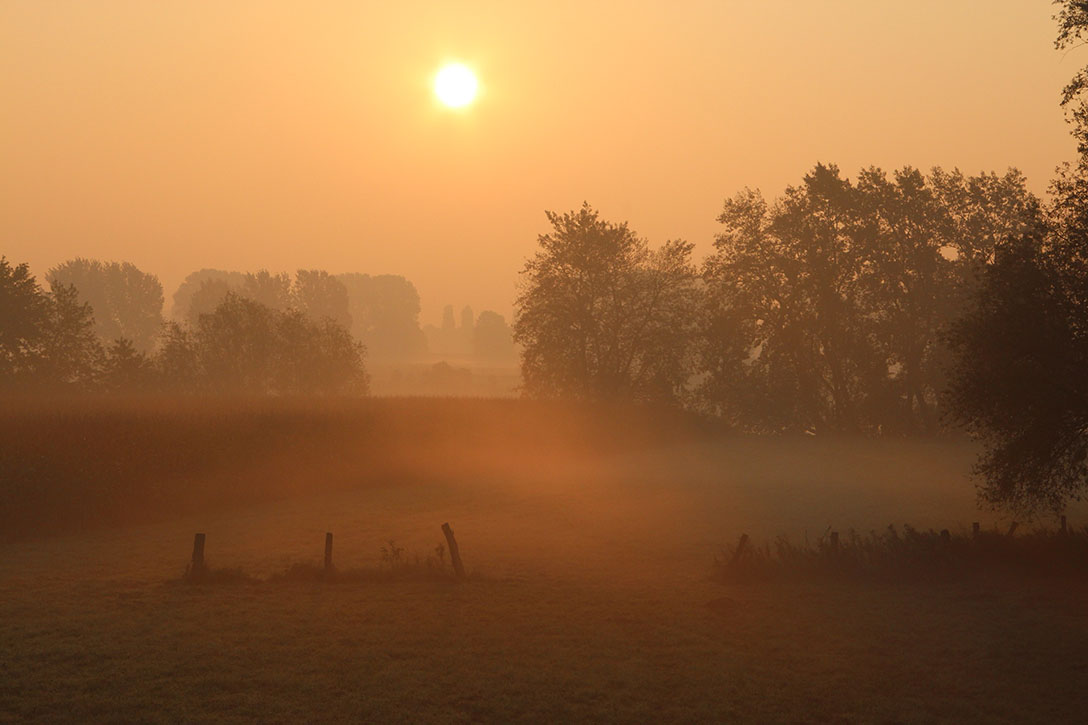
[{"xmin": 434, "ymin": 63, "xmax": 478, "ymax": 108}]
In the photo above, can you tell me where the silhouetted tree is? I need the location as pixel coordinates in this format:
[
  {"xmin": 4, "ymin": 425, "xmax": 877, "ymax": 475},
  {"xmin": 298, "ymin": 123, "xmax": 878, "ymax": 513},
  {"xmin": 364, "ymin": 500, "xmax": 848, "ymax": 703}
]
[
  {"xmin": 273, "ymin": 308, "xmax": 368, "ymax": 394},
  {"xmin": 192, "ymin": 293, "xmax": 279, "ymax": 393},
  {"xmin": 702, "ymin": 166, "xmax": 879, "ymax": 431},
  {"xmin": 242, "ymin": 270, "xmax": 293, "ymax": 311},
  {"xmin": 156, "ymin": 321, "xmax": 200, "ymax": 391},
  {"xmin": 37, "ymin": 282, "xmax": 103, "ymax": 388},
  {"xmin": 1056, "ymin": 0, "xmax": 1088, "ymax": 154},
  {"xmin": 171, "ymin": 269, "xmax": 245, "ymax": 321},
  {"xmin": 47, "ymin": 258, "xmax": 164, "ymax": 352},
  {"xmin": 946, "ymin": 232, "xmax": 1088, "ymax": 513},
  {"xmin": 1, "ymin": 259, "xmax": 102, "ymax": 390},
  {"xmin": 292, "ymin": 269, "xmax": 351, "ymax": 330},
  {"xmin": 189, "ymin": 292, "xmax": 366, "ymax": 395},
  {"xmin": 701, "ymin": 164, "xmax": 1039, "ymax": 433},
  {"xmin": 853, "ymin": 168, "xmax": 963, "ymax": 433},
  {"xmin": 941, "ymin": 5, "xmax": 1088, "ymax": 512},
  {"xmin": 473, "ymin": 310, "xmax": 515, "ymax": 362},
  {"xmin": 929, "ymin": 168, "xmax": 1043, "ymax": 269},
  {"xmin": 186, "ymin": 277, "xmax": 236, "ymax": 323},
  {"xmin": 337, "ymin": 273, "xmax": 427, "ymax": 361},
  {"xmin": 102, "ymin": 338, "xmax": 155, "ymax": 392},
  {"xmin": 514, "ymin": 204, "xmax": 699, "ymax": 403},
  {"xmin": 0, "ymin": 257, "xmax": 50, "ymax": 384},
  {"xmin": 1050, "ymin": 2, "xmax": 1088, "ymax": 289}
]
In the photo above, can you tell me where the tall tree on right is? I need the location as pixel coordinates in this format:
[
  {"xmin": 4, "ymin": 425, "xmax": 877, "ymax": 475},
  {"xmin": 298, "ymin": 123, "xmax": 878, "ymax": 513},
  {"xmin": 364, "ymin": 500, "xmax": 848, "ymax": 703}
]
[
  {"xmin": 942, "ymin": 3, "xmax": 1088, "ymax": 513},
  {"xmin": 946, "ymin": 232, "xmax": 1088, "ymax": 513}
]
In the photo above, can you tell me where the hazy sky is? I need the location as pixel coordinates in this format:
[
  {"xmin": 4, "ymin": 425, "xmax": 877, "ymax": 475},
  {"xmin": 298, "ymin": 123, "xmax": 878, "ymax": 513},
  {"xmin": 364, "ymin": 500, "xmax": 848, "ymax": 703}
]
[{"xmin": 0, "ymin": 1, "xmax": 1079, "ymax": 323}]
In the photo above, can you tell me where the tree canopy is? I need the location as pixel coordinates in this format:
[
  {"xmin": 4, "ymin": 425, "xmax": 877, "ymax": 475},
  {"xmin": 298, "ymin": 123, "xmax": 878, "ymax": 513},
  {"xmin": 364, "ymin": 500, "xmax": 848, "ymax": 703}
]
[
  {"xmin": 337, "ymin": 273, "xmax": 427, "ymax": 361},
  {"xmin": 47, "ymin": 258, "xmax": 164, "ymax": 352},
  {"xmin": 700, "ymin": 164, "xmax": 1039, "ymax": 434},
  {"xmin": 1, "ymin": 260, "xmax": 368, "ymax": 396},
  {"xmin": 946, "ymin": 232, "xmax": 1088, "ymax": 513},
  {"xmin": 514, "ymin": 204, "xmax": 700, "ymax": 404}
]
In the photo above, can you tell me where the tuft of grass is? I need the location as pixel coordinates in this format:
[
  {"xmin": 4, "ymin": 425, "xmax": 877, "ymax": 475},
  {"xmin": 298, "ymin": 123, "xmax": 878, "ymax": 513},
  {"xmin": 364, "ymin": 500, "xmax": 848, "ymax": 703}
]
[
  {"xmin": 715, "ymin": 524, "xmax": 1088, "ymax": 583},
  {"xmin": 224, "ymin": 541, "xmax": 464, "ymax": 585},
  {"xmin": 180, "ymin": 562, "xmax": 257, "ymax": 585},
  {"xmin": 265, "ymin": 562, "xmax": 333, "ymax": 583}
]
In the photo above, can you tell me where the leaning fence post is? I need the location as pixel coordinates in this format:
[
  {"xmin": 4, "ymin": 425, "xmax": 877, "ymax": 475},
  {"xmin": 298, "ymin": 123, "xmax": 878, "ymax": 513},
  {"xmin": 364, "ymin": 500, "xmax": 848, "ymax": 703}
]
[
  {"xmin": 324, "ymin": 532, "xmax": 333, "ymax": 573},
  {"xmin": 729, "ymin": 534, "xmax": 750, "ymax": 567},
  {"xmin": 441, "ymin": 522, "xmax": 466, "ymax": 579},
  {"xmin": 1006, "ymin": 521, "xmax": 1019, "ymax": 537},
  {"xmin": 191, "ymin": 533, "xmax": 206, "ymax": 576}
]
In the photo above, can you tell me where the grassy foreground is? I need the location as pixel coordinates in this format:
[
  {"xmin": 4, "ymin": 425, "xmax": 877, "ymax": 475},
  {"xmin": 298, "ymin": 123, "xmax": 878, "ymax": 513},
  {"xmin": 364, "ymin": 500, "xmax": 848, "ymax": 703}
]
[{"xmin": 2, "ymin": 397, "xmax": 1087, "ymax": 722}]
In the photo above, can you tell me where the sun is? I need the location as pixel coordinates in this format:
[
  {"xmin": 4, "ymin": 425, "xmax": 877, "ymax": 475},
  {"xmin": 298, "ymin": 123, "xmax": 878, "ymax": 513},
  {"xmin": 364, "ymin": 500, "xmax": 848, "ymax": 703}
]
[{"xmin": 434, "ymin": 63, "xmax": 478, "ymax": 108}]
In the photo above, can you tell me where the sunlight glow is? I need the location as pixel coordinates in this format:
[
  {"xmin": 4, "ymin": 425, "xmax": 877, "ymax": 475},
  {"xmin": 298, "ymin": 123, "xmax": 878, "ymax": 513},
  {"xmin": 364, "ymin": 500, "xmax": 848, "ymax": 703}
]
[{"xmin": 434, "ymin": 63, "xmax": 478, "ymax": 108}]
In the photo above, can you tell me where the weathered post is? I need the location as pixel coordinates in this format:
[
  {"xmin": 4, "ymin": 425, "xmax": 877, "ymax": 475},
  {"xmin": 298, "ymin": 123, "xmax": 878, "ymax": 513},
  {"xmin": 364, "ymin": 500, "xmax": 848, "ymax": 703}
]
[
  {"xmin": 972, "ymin": 522, "xmax": 980, "ymax": 539},
  {"xmin": 1006, "ymin": 521, "xmax": 1019, "ymax": 537},
  {"xmin": 1061, "ymin": 515, "xmax": 1068, "ymax": 535},
  {"xmin": 324, "ymin": 532, "xmax": 333, "ymax": 573},
  {"xmin": 191, "ymin": 533, "xmax": 206, "ymax": 576},
  {"xmin": 729, "ymin": 534, "xmax": 750, "ymax": 567},
  {"xmin": 441, "ymin": 522, "xmax": 465, "ymax": 579}
]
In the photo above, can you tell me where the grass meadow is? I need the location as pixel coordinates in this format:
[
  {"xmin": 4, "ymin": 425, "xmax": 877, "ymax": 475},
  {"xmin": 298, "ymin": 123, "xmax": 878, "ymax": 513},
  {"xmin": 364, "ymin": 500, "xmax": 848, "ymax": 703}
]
[{"xmin": 2, "ymin": 397, "xmax": 1087, "ymax": 722}]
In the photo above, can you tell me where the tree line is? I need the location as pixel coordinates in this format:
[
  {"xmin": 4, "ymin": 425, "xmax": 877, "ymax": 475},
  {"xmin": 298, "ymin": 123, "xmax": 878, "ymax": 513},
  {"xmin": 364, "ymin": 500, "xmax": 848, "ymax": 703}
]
[
  {"xmin": 0, "ymin": 261, "xmax": 368, "ymax": 395},
  {"xmin": 515, "ymin": 165, "xmax": 1037, "ymax": 429},
  {"xmin": 513, "ymin": 2, "xmax": 1088, "ymax": 513},
  {"xmin": 509, "ymin": 161, "xmax": 1075, "ymax": 513},
  {"xmin": 1, "ymin": 259, "xmax": 520, "ymax": 395}
]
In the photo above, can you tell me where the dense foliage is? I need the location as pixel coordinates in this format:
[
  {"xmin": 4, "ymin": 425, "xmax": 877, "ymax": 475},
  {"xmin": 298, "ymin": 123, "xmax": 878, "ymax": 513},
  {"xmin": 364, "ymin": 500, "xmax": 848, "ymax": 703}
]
[
  {"xmin": 513, "ymin": 204, "xmax": 700, "ymax": 404},
  {"xmin": 0, "ymin": 262, "xmax": 367, "ymax": 395},
  {"xmin": 700, "ymin": 165, "xmax": 1039, "ymax": 434},
  {"xmin": 929, "ymin": 2, "xmax": 1088, "ymax": 513},
  {"xmin": 512, "ymin": 172, "xmax": 1038, "ymax": 434},
  {"xmin": 47, "ymin": 258, "xmax": 164, "ymax": 352}
]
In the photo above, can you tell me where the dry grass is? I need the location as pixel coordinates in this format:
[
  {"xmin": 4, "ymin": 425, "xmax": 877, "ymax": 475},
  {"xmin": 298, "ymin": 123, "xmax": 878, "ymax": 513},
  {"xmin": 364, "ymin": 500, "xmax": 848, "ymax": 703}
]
[
  {"xmin": 716, "ymin": 525, "xmax": 1088, "ymax": 584},
  {"xmin": 2, "ymin": 397, "xmax": 1088, "ymax": 722}
]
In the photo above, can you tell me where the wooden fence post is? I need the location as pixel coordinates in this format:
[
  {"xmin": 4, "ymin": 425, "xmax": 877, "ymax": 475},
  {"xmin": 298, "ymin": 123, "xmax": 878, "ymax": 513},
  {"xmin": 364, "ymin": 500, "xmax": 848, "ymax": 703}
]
[
  {"xmin": 324, "ymin": 532, "xmax": 333, "ymax": 573},
  {"xmin": 1061, "ymin": 515, "xmax": 1068, "ymax": 535},
  {"xmin": 729, "ymin": 534, "xmax": 750, "ymax": 567},
  {"xmin": 441, "ymin": 523, "xmax": 466, "ymax": 579},
  {"xmin": 1006, "ymin": 521, "xmax": 1019, "ymax": 537},
  {"xmin": 191, "ymin": 533, "xmax": 206, "ymax": 575}
]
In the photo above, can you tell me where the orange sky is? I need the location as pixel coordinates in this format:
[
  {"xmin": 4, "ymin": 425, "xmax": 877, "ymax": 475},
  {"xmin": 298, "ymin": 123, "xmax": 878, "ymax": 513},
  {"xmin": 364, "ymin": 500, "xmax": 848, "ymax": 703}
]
[{"xmin": 0, "ymin": 1, "xmax": 1079, "ymax": 324}]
